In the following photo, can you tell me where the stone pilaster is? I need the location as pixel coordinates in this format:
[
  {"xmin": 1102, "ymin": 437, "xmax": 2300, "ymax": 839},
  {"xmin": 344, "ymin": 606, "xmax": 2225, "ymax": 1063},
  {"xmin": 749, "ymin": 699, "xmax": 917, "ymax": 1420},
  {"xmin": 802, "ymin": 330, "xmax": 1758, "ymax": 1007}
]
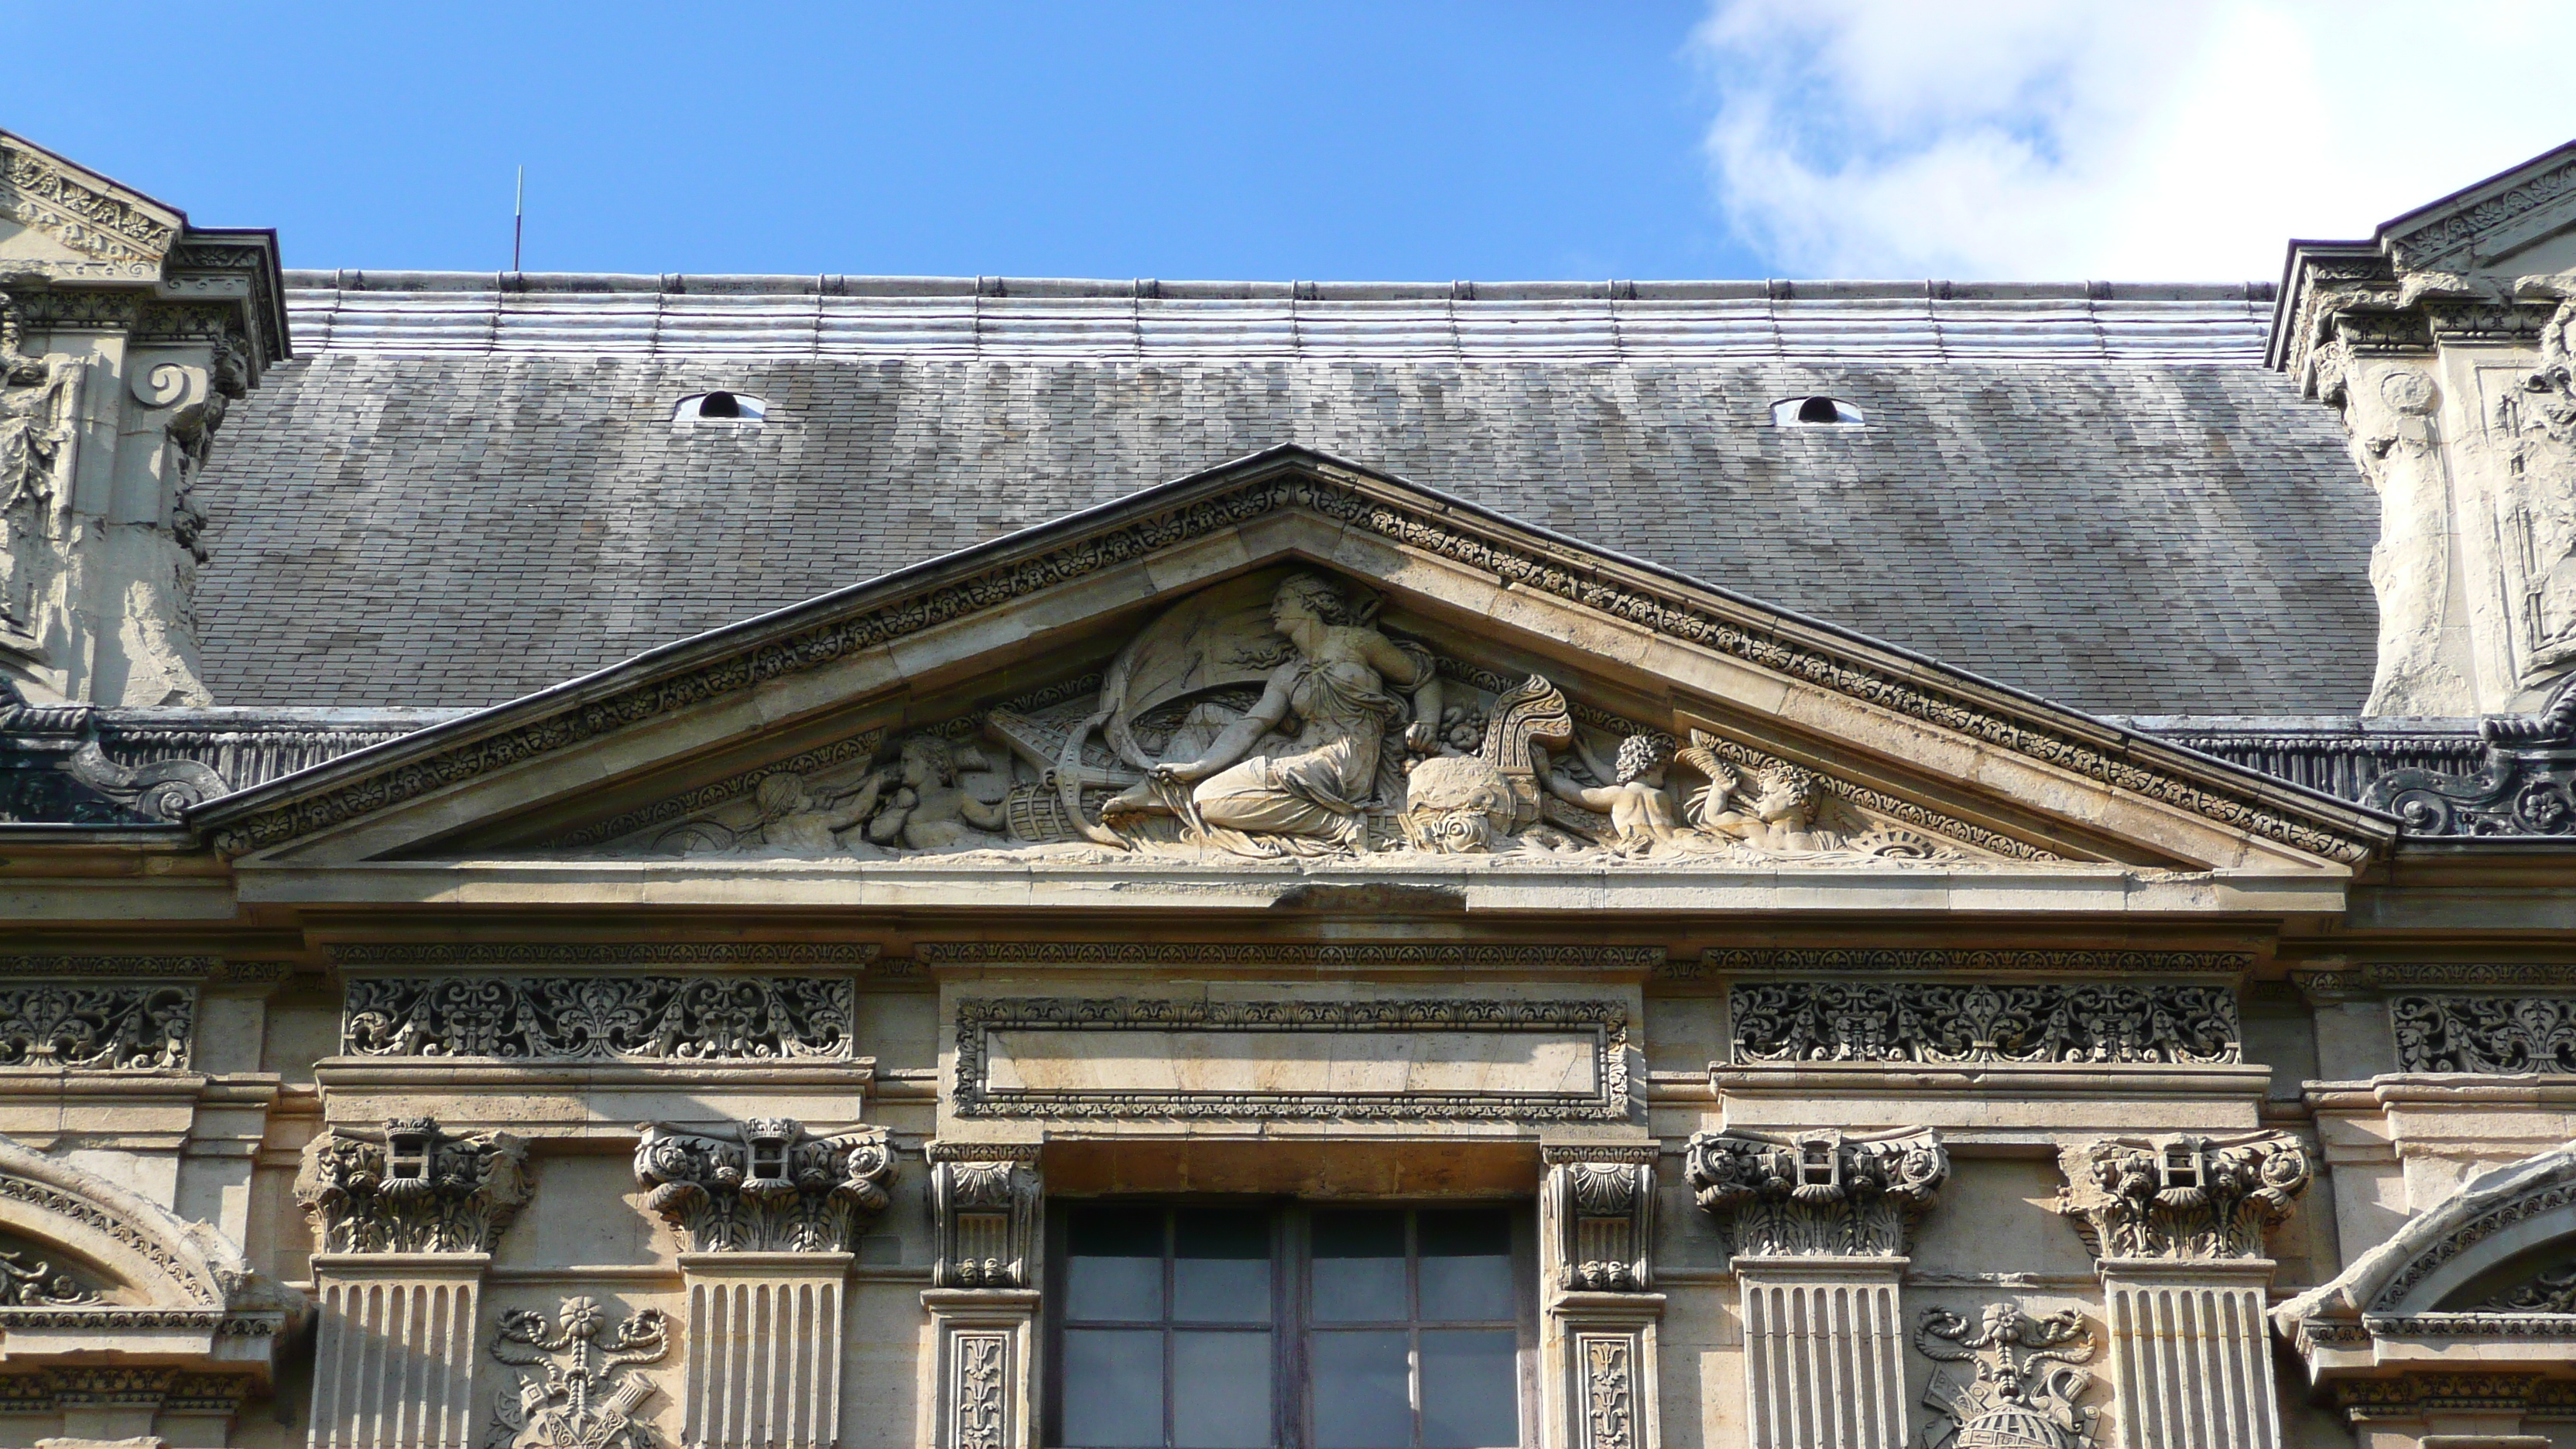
[
  {"xmin": 924, "ymin": 1142, "xmax": 1043, "ymax": 1449},
  {"xmin": 2055, "ymin": 1132, "xmax": 2314, "ymax": 1449},
  {"xmin": 1687, "ymin": 1127, "xmax": 1947, "ymax": 1449},
  {"xmin": 294, "ymin": 1118, "xmax": 528, "ymax": 1449},
  {"xmin": 1542, "ymin": 1148, "xmax": 1663, "ymax": 1449},
  {"xmin": 635, "ymin": 1117, "xmax": 895, "ymax": 1449}
]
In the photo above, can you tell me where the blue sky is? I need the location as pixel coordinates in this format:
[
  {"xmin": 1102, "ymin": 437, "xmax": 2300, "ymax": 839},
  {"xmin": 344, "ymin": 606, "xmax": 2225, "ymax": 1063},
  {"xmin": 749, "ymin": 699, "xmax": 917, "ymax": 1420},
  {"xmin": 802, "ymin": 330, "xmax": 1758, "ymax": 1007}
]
[{"xmin": 22, "ymin": 2, "xmax": 2576, "ymax": 281}]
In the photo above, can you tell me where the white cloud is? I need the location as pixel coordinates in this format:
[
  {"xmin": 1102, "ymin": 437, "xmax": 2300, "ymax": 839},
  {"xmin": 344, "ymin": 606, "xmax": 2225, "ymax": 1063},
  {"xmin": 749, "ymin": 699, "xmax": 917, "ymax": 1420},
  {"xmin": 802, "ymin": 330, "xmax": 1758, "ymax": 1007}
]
[{"xmin": 1695, "ymin": 1, "xmax": 2576, "ymax": 279}]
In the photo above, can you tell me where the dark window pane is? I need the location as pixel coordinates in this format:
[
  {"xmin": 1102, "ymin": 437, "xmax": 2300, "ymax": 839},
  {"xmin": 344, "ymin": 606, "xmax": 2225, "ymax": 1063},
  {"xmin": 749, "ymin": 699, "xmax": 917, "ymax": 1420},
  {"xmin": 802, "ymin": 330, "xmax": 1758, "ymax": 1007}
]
[
  {"xmin": 1310, "ymin": 1329, "xmax": 1413, "ymax": 1449},
  {"xmin": 1172, "ymin": 1331, "xmax": 1273, "ymax": 1447},
  {"xmin": 1068, "ymin": 1208, "xmax": 1164, "ymax": 1321},
  {"xmin": 1063, "ymin": 1329, "xmax": 1164, "ymax": 1447},
  {"xmin": 1311, "ymin": 1211, "xmax": 1408, "ymax": 1323},
  {"xmin": 1419, "ymin": 1330, "xmax": 1518, "ymax": 1447},
  {"xmin": 1416, "ymin": 1211, "xmax": 1513, "ymax": 1322},
  {"xmin": 1175, "ymin": 1210, "xmax": 1273, "ymax": 1323}
]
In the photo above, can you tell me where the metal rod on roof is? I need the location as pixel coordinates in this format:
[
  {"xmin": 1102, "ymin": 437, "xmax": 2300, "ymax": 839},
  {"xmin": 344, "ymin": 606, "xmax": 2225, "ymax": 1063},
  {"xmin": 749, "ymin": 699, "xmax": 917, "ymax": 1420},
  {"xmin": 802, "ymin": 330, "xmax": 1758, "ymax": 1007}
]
[{"xmin": 512, "ymin": 166, "xmax": 524, "ymax": 273}]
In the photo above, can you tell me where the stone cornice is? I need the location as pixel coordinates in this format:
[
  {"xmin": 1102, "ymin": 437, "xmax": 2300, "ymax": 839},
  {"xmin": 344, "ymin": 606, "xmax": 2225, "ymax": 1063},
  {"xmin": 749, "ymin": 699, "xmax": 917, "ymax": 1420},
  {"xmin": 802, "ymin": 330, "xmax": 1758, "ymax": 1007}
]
[
  {"xmin": 194, "ymin": 450, "xmax": 2391, "ymax": 867},
  {"xmin": 1679, "ymin": 947, "xmax": 2252, "ymax": 980},
  {"xmin": 331, "ymin": 941, "xmax": 879, "ymax": 971}
]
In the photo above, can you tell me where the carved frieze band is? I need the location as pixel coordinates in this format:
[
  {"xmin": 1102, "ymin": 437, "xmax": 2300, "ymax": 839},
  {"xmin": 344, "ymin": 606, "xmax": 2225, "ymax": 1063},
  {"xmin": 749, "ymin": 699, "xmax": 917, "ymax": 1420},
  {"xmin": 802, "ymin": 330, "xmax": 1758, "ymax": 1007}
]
[
  {"xmin": 917, "ymin": 942, "xmax": 1664, "ymax": 971},
  {"xmin": 1687, "ymin": 947, "xmax": 2252, "ymax": 980},
  {"xmin": 2390, "ymin": 994, "xmax": 2576, "ymax": 1073},
  {"xmin": 634, "ymin": 1118, "xmax": 894, "ymax": 1252},
  {"xmin": 1687, "ymin": 1128, "xmax": 1947, "ymax": 1257},
  {"xmin": 1728, "ymin": 981, "xmax": 2240, "ymax": 1067},
  {"xmin": 0, "ymin": 981, "xmax": 192, "ymax": 1069},
  {"xmin": 953, "ymin": 997, "xmax": 1632, "ymax": 1121},
  {"xmin": 295, "ymin": 1118, "xmax": 531, "ymax": 1254},
  {"xmin": 2054, "ymin": 1132, "xmax": 2311, "ymax": 1262},
  {"xmin": 929, "ymin": 1143, "xmax": 1043, "ymax": 1290},
  {"xmin": 333, "ymin": 942, "xmax": 880, "ymax": 969},
  {"xmin": 341, "ymin": 975, "xmax": 856, "ymax": 1060},
  {"xmin": 205, "ymin": 470, "xmax": 2381, "ymax": 863}
]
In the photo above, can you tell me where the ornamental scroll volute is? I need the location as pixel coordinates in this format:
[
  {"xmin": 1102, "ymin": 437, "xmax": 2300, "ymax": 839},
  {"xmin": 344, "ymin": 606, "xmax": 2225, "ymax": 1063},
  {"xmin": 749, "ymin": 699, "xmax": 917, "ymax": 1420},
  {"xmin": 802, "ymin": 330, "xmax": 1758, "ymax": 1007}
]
[
  {"xmin": 1686, "ymin": 1127, "xmax": 1947, "ymax": 1258},
  {"xmin": 2052, "ymin": 1132, "xmax": 2312, "ymax": 1261},
  {"xmin": 1543, "ymin": 1147, "xmax": 1657, "ymax": 1292},
  {"xmin": 293, "ymin": 1117, "xmax": 531, "ymax": 1254},
  {"xmin": 632, "ymin": 1118, "xmax": 894, "ymax": 1252}
]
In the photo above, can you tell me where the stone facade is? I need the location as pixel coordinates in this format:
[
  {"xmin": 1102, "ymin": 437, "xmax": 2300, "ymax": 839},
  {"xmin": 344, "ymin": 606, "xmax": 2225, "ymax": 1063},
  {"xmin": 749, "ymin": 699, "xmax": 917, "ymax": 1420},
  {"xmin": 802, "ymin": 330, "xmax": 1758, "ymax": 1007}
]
[{"xmin": 4, "ymin": 135, "xmax": 2576, "ymax": 1449}]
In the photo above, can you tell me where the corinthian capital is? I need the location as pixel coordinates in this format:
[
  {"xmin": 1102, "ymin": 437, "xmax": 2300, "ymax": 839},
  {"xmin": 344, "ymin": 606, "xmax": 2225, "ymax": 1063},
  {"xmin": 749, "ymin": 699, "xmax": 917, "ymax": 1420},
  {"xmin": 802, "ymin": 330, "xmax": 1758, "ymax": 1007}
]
[
  {"xmin": 2053, "ymin": 1132, "xmax": 2311, "ymax": 1261},
  {"xmin": 1684, "ymin": 1127, "xmax": 1945, "ymax": 1258},
  {"xmin": 294, "ymin": 1117, "xmax": 531, "ymax": 1254},
  {"xmin": 634, "ymin": 1117, "xmax": 894, "ymax": 1253}
]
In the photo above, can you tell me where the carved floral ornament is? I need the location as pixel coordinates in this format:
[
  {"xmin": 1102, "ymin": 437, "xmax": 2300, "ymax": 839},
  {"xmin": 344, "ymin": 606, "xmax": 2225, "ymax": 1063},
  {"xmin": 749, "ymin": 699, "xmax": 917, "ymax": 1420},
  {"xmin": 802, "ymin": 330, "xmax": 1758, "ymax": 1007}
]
[
  {"xmin": 1684, "ymin": 1127, "xmax": 1946, "ymax": 1258},
  {"xmin": 1916, "ymin": 1304, "xmax": 2099, "ymax": 1449},
  {"xmin": 197, "ymin": 457, "xmax": 2385, "ymax": 865},
  {"xmin": 632, "ymin": 1117, "xmax": 894, "ymax": 1253},
  {"xmin": 293, "ymin": 1117, "xmax": 531, "ymax": 1255},
  {"xmin": 2053, "ymin": 1132, "xmax": 2311, "ymax": 1262},
  {"xmin": 489, "ymin": 1295, "xmax": 670, "ymax": 1449},
  {"xmin": 1728, "ymin": 980, "xmax": 2239, "ymax": 1067}
]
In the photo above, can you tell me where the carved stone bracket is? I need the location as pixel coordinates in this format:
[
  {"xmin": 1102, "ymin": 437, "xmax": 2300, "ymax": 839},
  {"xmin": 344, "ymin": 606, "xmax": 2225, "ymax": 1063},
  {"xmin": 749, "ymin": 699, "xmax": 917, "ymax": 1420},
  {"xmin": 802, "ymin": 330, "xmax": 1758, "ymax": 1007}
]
[
  {"xmin": 293, "ymin": 1118, "xmax": 530, "ymax": 1255},
  {"xmin": 2054, "ymin": 1132, "xmax": 2311, "ymax": 1262},
  {"xmin": 634, "ymin": 1118, "xmax": 893, "ymax": 1253},
  {"xmin": 928, "ymin": 1142, "xmax": 1042, "ymax": 1290},
  {"xmin": 1686, "ymin": 1128, "xmax": 1947, "ymax": 1259},
  {"xmin": 1543, "ymin": 1146, "xmax": 1656, "ymax": 1293}
]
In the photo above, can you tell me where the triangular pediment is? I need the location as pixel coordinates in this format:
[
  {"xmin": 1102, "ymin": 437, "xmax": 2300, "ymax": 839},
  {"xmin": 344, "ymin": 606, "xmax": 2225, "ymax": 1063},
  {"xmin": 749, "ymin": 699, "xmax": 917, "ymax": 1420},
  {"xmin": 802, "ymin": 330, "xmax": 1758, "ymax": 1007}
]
[
  {"xmin": 2379, "ymin": 139, "xmax": 2576, "ymax": 276},
  {"xmin": 194, "ymin": 447, "xmax": 2390, "ymax": 893},
  {"xmin": 0, "ymin": 130, "xmax": 185, "ymax": 284}
]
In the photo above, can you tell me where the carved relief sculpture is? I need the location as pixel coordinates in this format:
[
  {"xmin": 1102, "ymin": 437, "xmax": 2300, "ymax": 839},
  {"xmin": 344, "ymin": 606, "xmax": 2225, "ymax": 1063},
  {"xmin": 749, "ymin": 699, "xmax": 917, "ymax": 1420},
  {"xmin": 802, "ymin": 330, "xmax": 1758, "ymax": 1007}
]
[
  {"xmin": 2390, "ymin": 992, "xmax": 2576, "ymax": 1071},
  {"xmin": 0, "ymin": 1245, "xmax": 95, "ymax": 1305},
  {"xmin": 0, "ymin": 293, "xmax": 79, "ymax": 648},
  {"xmin": 2053, "ymin": 1132, "xmax": 2311, "ymax": 1260},
  {"xmin": 341, "ymin": 975, "xmax": 854, "ymax": 1060},
  {"xmin": 929, "ymin": 1143, "xmax": 1042, "ymax": 1289},
  {"xmin": 1686, "ymin": 1128, "xmax": 1947, "ymax": 1257},
  {"xmin": 1729, "ymin": 981, "xmax": 2240, "ymax": 1067},
  {"xmin": 1543, "ymin": 1148, "xmax": 1657, "ymax": 1292},
  {"xmin": 488, "ymin": 1296, "xmax": 670, "ymax": 1449},
  {"xmin": 0, "ymin": 982, "xmax": 194, "ymax": 1069},
  {"xmin": 293, "ymin": 1118, "xmax": 532, "ymax": 1254},
  {"xmin": 1916, "ymin": 1305, "xmax": 2098, "ymax": 1449},
  {"xmin": 633, "ymin": 1118, "xmax": 894, "ymax": 1252}
]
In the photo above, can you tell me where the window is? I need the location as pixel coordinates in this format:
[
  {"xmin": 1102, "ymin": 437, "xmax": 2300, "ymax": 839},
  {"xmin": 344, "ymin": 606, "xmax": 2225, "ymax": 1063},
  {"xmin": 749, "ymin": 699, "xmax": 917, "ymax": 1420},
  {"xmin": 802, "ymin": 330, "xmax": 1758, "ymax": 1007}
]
[
  {"xmin": 1051, "ymin": 1204, "xmax": 1530, "ymax": 1449},
  {"xmin": 1771, "ymin": 395, "xmax": 1864, "ymax": 426},
  {"xmin": 672, "ymin": 390, "xmax": 768, "ymax": 423}
]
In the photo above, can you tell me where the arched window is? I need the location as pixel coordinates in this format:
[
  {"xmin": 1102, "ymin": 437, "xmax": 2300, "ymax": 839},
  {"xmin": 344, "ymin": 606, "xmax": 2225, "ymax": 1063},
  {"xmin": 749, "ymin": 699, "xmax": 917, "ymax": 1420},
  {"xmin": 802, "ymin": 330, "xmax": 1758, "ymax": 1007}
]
[
  {"xmin": 673, "ymin": 391, "xmax": 768, "ymax": 423},
  {"xmin": 1772, "ymin": 396, "xmax": 1865, "ymax": 427}
]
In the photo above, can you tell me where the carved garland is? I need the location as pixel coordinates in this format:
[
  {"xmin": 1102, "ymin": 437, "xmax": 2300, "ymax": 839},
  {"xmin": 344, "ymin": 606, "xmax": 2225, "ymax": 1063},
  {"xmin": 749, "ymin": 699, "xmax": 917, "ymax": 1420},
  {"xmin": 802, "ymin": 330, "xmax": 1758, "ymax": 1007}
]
[
  {"xmin": 951, "ymin": 997, "xmax": 1632, "ymax": 1121},
  {"xmin": 204, "ymin": 471, "xmax": 2379, "ymax": 863}
]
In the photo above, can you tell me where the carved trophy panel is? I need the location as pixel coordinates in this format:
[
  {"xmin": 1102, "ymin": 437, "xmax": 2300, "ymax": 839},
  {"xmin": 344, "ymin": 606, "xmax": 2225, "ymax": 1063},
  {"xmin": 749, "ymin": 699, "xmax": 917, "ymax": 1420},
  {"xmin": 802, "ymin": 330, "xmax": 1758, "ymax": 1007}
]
[{"xmin": 537, "ymin": 566, "xmax": 2061, "ymax": 870}]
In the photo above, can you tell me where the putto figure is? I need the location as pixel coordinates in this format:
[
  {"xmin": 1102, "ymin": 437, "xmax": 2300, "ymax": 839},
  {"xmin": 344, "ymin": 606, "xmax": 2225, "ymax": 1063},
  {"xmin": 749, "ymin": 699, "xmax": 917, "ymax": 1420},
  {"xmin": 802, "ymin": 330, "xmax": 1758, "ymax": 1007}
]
[
  {"xmin": 866, "ymin": 735, "xmax": 1008, "ymax": 851},
  {"xmin": 1102, "ymin": 572, "xmax": 1440, "ymax": 856}
]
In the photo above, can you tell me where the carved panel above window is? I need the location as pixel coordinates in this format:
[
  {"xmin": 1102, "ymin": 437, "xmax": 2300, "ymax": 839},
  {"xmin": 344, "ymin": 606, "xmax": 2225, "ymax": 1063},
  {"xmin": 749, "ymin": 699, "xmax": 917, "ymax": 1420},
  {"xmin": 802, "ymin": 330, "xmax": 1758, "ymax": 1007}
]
[
  {"xmin": 341, "ymin": 975, "xmax": 855, "ymax": 1060},
  {"xmin": 2390, "ymin": 993, "xmax": 2576, "ymax": 1073},
  {"xmin": 1728, "ymin": 981, "xmax": 2239, "ymax": 1066}
]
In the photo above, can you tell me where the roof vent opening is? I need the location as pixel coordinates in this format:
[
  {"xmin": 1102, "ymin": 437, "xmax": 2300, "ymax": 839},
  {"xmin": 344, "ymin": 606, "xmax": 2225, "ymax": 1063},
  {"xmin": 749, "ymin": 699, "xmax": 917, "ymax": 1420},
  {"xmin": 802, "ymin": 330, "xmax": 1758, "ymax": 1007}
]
[
  {"xmin": 1773, "ymin": 396, "xmax": 1865, "ymax": 427},
  {"xmin": 674, "ymin": 391, "xmax": 767, "ymax": 423}
]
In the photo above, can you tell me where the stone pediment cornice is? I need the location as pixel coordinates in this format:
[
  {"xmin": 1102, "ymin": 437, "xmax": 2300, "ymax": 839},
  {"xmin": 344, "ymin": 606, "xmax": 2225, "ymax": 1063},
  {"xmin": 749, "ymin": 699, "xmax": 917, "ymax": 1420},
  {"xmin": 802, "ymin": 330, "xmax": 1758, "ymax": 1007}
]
[{"xmin": 193, "ymin": 446, "xmax": 2391, "ymax": 867}]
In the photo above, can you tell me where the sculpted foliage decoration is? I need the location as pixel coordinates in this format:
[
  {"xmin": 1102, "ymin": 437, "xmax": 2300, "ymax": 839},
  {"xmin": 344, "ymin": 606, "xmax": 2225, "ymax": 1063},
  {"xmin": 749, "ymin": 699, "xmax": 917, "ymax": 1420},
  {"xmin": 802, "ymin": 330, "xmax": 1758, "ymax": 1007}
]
[
  {"xmin": 1544, "ymin": 1147, "xmax": 1657, "ymax": 1292},
  {"xmin": 341, "ymin": 975, "xmax": 853, "ymax": 1060},
  {"xmin": 0, "ymin": 1246, "xmax": 95, "ymax": 1306},
  {"xmin": 2053, "ymin": 1133, "xmax": 2311, "ymax": 1260},
  {"xmin": 929, "ymin": 1143, "xmax": 1041, "ymax": 1289},
  {"xmin": 294, "ymin": 1118, "xmax": 531, "ymax": 1254},
  {"xmin": 1916, "ymin": 1305, "xmax": 2098, "ymax": 1449},
  {"xmin": 1729, "ymin": 981, "xmax": 2239, "ymax": 1066},
  {"xmin": 488, "ymin": 1296, "xmax": 670, "ymax": 1449},
  {"xmin": 632, "ymin": 1118, "xmax": 893, "ymax": 1252},
  {"xmin": 0, "ymin": 983, "xmax": 193, "ymax": 1069},
  {"xmin": 1684, "ymin": 1128, "xmax": 1946, "ymax": 1257},
  {"xmin": 2390, "ymin": 993, "xmax": 2576, "ymax": 1073}
]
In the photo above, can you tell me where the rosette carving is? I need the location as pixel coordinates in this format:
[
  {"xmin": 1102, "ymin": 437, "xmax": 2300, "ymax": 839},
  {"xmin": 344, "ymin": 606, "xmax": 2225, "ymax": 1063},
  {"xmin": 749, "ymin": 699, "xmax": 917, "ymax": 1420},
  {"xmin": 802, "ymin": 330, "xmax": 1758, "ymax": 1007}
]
[
  {"xmin": 2053, "ymin": 1132, "xmax": 2311, "ymax": 1260},
  {"xmin": 634, "ymin": 1118, "xmax": 893, "ymax": 1252},
  {"xmin": 1684, "ymin": 1128, "xmax": 1945, "ymax": 1257},
  {"xmin": 293, "ymin": 1117, "xmax": 531, "ymax": 1254}
]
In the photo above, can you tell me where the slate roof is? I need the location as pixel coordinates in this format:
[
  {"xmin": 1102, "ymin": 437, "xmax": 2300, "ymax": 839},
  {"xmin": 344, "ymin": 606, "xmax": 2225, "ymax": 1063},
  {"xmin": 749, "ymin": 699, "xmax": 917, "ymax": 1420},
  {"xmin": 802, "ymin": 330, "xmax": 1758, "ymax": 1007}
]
[{"xmin": 192, "ymin": 273, "xmax": 2376, "ymax": 715}]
